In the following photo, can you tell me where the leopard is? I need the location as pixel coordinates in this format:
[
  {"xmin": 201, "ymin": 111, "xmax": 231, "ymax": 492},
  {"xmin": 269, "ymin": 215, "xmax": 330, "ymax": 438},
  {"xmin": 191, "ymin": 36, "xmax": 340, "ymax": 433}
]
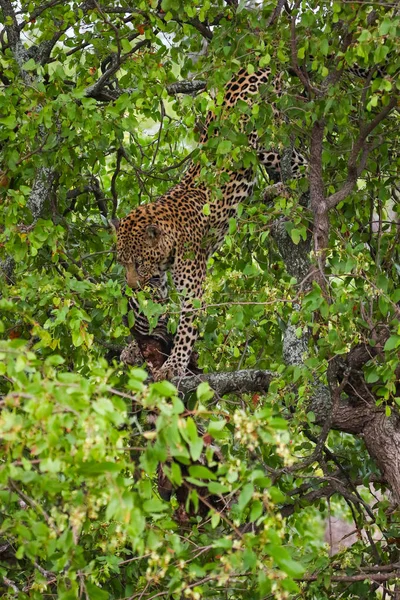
[{"xmin": 114, "ymin": 67, "xmax": 307, "ymax": 380}]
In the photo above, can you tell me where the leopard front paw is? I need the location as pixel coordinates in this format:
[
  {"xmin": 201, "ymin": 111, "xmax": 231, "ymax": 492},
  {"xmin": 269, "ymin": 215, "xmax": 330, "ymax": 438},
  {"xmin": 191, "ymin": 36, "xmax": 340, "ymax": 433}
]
[{"xmin": 153, "ymin": 358, "xmax": 184, "ymax": 381}]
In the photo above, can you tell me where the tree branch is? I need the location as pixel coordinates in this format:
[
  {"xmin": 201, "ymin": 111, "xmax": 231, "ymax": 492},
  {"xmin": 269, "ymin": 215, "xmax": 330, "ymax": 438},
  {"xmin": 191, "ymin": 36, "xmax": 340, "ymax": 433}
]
[
  {"xmin": 186, "ymin": 17, "xmax": 213, "ymax": 40},
  {"xmin": 0, "ymin": 0, "xmax": 21, "ymax": 49},
  {"xmin": 267, "ymin": 0, "xmax": 287, "ymax": 26},
  {"xmin": 0, "ymin": 0, "xmax": 30, "ymax": 74},
  {"xmin": 3, "ymin": 577, "xmax": 20, "ymax": 594},
  {"xmin": 172, "ymin": 369, "xmax": 275, "ymax": 397},
  {"xmin": 0, "ymin": 0, "xmax": 67, "ymax": 67},
  {"xmin": 28, "ymin": 166, "xmax": 56, "ymax": 220},
  {"xmin": 290, "ymin": 10, "xmax": 320, "ymax": 98},
  {"xmin": 300, "ymin": 571, "xmax": 400, "ymax": 584},
  {"xmin": 325, "ymin": 96, "xmax": 398, "ymax": 210},
  {"xmin": 166, "ymin": 79, "xmax": 206, "ymax": 96},
  {"xmin": 82, "ymin": 78, "xmax": 207, "ymax": 103},
  {"xmin": 16, "ymin": 0, "xmax": 64, "ymax": 30},
  {"xmin": 85, "ymin": 39, "xmax": 151, "ymax": 100},
  {"xmin": 309, "ymin": 119, "xmax": 330, "ymax": 275}
]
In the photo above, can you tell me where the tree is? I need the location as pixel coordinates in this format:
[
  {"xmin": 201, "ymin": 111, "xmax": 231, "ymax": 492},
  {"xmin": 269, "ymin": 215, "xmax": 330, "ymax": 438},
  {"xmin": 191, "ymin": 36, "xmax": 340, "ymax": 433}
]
[{"xmin": 1, "ymin": 0, "xmax": 400, "ymax": 598}]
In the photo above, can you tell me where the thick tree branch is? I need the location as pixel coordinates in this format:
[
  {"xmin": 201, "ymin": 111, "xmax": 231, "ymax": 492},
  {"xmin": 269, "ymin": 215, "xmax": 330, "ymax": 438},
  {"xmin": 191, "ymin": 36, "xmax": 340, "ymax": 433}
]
[
  {"xmin": 173, "ymin": 369, "xmax": 275, "ymax": 397},
  {"xmin": 166, "ymin": 80, "xmax": 207, "ymax": 96},
  {"xmin": 267, "ymin": 0, "xmax": 287, "ymax": 26},
  {"xmin": 82, "ymin": 78, "xmax": 207, "ymax": 102},
  {"xmin": 309, "ymin": 120, "xmax": 325, "ymax": 210},
  {"xmin": 363, "ymin": 413, "xmax": 400, "ymax": 502},
  {"xmin": 28, "ymin": 166, "xmax": 56, "ymax": 220},
  {"xmin": 0, "ymin": 256, "xmax": 15, "ymax": 283},
  {"xmin": 0, "ymin": 0, "xmax": 30, "ymax": 73},
  {"xmin": 309, "ymin": 119, "xmax": 330, "ymax": 275},
  {"xmin": 300, "ymin": 571, "xmax": 400, "ymax": 584},
  {"xmin": 0, "ymin": 0, "xmax": 21, "ymax": 49},
  {"xmin": 186, "ymin": 17, "xmax": 213, "ymax": 40},
  {"xmin": 34, "ymin": 30, "xmax": 65, "ymax": 65}
]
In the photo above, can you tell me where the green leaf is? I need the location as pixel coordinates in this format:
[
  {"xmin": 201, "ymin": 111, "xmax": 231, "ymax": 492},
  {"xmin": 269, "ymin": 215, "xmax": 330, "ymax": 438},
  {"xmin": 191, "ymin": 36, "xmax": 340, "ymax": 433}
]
[
  {"xmin": 216, "ymin": 140, "xmax": 232, "ymax": 154},
  {"xmin": 377, "ymin": 274, "xmax": 389, "ymax": 293},
  {"xmin": 189, "ymin": 438, "xmax": 204, "ymax": 460},
  {"xmin": 320, "ymin": 39, "xmax": 329, "ymax": 56},
  {"xmin": 171, "ymin": 462, "xmax": 182, "ymax": 485},
  {"xmin": 0, "ymin": 115, "xmax": 17, "ymax": 129},
  {"xmin": 71, "ymin": 330, "xmax": 84, "ymax": 347},
  {"xmin": 269, "ymin": 486, "xmax": 286, "ymax": 503},
  {"xmin": 213, "ymin": 537, "xmax": 233, "ymax": 549},
  {"xmin": 384, "ymin": 335, "xmax": 400, "ymax": 351},
  {"xmin": 196, "ymin": 381, "xmax": 214, "ymax": 402},
  {"xmin": 188, "ymin": 465, "xmax": 217, "ymax": 480},
  {"xmin": 78, "ymin": 462, "xmax": 122, "ymax": 475},
  {"xmin": 365, "ymin": 370, "xmax": 380, "ymax": 384},
  {"xmin": 259, "ymin": 53, "xmax": 271, "ymax": 67},
  {"xmin": 181, "ymin": 417, "xmax": 203, "ymax": 461},
  {"xmin": 142, "ymin": 498, "xmax": 167, "ymax": 513},
  {"xmin": 44, "ymin": 354, "xmax": 65, "ymax": 366},
  {"xmin": 86, "ymin": 582, "xmax": 109, "ymax": 600},
  {"xmin": 152, "ymin": 381, "xmax": 177, "ymax": 397},
  {"xmin": 250, "ymin": 500, "xmax": 263, "ymax": 522},
  {"xmin": 358, "ymin": 30, "xmax": 371, "ymax": 42},
  {"xmin": 128, "ymin": 368, "xmax": 148, "ymax": 382},
  {"xmin": 211, "ymin": 511, "xmax": 220, "ymax": 528},
  {"xmin": 278, "ymin": 557, "xmax": 306, "ymax": 577},
  {"xmin": 208, "ymin": 481, "xmax": 230, "ymax": 494},
  {"xmin": 379, "ymin": 19, "xmax": 391, "ymax": 35},
  {"xmin": 208, "ymin": 419, "xmax": 227, "ymax": 439},
  {"xmin": 237, "ymin": 483, "xmax": 254, "ymax": 510},
  {"xmin": 307, "ymin": 411, "xmax": 315, "ymax": 423},
  {"xmin": 379, "ymin": 295, "xmax": 389, "ymax": 317},
  {"xmin": 290, "ymin": 228, "xmax": 301, "ymax": 245},
  {"xmin": 121, "ymin": 39, "xmax": 131, "ymax": 53},
  {"xmin": 22, "ymin": 58, "xmax": 38, "ymax": 71}
]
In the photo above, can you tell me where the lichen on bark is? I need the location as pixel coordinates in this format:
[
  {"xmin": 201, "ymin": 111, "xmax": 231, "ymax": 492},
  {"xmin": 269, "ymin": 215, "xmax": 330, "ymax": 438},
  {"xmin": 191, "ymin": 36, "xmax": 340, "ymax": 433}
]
[{"xmin": 27, "ymin": 167, "xmax": 55, "ymax": 221}]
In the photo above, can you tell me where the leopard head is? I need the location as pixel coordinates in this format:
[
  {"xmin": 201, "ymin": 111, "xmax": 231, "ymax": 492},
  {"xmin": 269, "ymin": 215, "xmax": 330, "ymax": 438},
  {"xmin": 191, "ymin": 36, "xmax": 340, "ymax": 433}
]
[{"xmin": 115, "ymin": 207, "xmax": 174, "ymax": 289}]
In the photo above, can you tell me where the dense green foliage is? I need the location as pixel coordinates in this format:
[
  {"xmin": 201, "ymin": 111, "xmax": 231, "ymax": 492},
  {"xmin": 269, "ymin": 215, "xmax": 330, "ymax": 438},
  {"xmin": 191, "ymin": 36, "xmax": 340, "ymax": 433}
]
[{"xmin": 1, "ymin": 0, "xmax": 400, "ymax": 598}]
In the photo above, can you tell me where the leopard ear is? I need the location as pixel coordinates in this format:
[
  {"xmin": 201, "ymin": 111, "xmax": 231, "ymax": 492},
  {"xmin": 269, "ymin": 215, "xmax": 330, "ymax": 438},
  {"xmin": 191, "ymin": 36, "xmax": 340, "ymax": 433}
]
[
  {"xmin": 145, "ymin": 225, "xmax": 162, "ymax": 244},
  {"xmin": 110, "ymin": 218, "xmax": 120, "ymax": 232}
]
